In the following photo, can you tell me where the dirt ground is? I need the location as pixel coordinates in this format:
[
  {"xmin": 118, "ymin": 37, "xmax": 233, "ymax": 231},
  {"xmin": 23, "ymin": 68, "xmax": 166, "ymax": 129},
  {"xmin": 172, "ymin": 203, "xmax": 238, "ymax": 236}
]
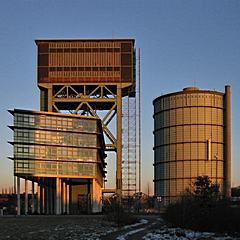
[
  {"xmin": 0, "ymin": 215, "xmax": 117, "ymax": 240},
  {"xmin": 0, "ymin": 215, "xmax": 236, "ymax": 240}
]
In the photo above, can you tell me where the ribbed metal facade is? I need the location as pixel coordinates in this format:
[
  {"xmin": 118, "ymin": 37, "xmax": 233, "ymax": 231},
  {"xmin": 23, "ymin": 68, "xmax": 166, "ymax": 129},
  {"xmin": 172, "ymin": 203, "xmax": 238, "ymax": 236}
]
[
  {"xmin": 36, "ymin": 39, "xmax": 136, "ymax": 85},
  {"xmin": 153, "ymin": 86, "xmax": 231, "ymax": 204}
]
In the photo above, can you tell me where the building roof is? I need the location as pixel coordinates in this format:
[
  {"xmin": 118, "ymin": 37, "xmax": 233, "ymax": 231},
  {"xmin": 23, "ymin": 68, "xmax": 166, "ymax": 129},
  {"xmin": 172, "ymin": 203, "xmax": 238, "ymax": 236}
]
[
  {"xmin": 153, "ymin": 87, "xmax": 225, "ymax": 105},
  {"xmin": 8, "ymin": 108, "xmax": 100, "ymax": 121},
  {"xmin": 35, "ymin": 38, "xmax": 135, "ymax": 44}
]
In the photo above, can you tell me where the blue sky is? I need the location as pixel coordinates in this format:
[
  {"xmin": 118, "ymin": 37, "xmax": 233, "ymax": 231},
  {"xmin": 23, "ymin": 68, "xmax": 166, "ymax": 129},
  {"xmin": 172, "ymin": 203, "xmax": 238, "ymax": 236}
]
[{"xmin": 0, "ymin": 0, "xmax": 240, "ymax": 193}]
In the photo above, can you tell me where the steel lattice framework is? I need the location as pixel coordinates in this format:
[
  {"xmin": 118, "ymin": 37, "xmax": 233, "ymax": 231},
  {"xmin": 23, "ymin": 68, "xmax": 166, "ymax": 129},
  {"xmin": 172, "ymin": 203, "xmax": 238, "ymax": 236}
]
[{"xmin": 122, "ymin": 94, "xmax": 137, "ymax": 196}]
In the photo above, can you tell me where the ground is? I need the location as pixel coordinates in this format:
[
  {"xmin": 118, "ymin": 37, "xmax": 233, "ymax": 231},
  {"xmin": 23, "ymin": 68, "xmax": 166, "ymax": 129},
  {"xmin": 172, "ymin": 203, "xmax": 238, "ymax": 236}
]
[{"xmin": 0, "ymin": 215, "xmax": 239, "ymax": 240}]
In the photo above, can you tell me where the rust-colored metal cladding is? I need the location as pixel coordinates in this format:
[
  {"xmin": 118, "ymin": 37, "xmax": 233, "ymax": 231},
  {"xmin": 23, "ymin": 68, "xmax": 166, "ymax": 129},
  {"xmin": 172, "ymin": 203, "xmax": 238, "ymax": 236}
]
[{"xmin": 35, "ymin": 39, "xmax": 135, "ymax": 86}]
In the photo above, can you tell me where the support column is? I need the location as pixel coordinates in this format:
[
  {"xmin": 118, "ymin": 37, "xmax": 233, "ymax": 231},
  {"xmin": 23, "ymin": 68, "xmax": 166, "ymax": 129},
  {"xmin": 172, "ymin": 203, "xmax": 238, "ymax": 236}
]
[
  {"xmin": 40, "ymin": 184, "xmax": 45, "ymax": 214},
  {"xmin": 17, "ymin": 177, "xmax": 20, "ymax": 216},
  {"xmin": 32, "ymin": 181, "xmax": 35, "ymax": 214},
  {"xmin": 60, "ymin": 179, "xmax": 63, "ymax": 213},
  {"xmin": 49, "ymin": 179, "xmax": 53, "ymax": 214},
  {"xmin": 92, "ymin": 179, "xmax": 102, "ymax": 213},
  {"xmin": 45, "ymin": 184, "xmax": 49, "ymax": 214},
  {"xmin": 66, "ymin": 184, "xmax": 70, "ymax": 214},
  {"xmin": 56, "ymin": 177, "xmax": 61, "ymax": 214},
  {"xmin": 37, "ymin": 183, "xmax": 40, "ymax": 214},
  {"xmin": 25, "ymin": 179, "xmax": 28, "ymax": 215},
  {"xmin": 87, "ymin": 180, "xmax": 91, "ymax": 214},
  {"xmin": 116, "ymin": 85, "xmax": 122, "ymax": 196},
  {"xmin": 40, "ymin": 85, "xmax": 53, "ymax": 111},
  {"xmin": 225, "ymin": 85, "xmax": 231, "ymax": 197},
  {"xmin": 54, "ymin": 178, "xmax": 56, "ymax": 214},
  {"xmin": 63, "ymin": 182, "xmax": 66, "ymax": 213},
  {"xmin": 59, "ymin": 178, "xmax": 62, "ymax": 214},
  {"xmin": 48, "ymin": 86, "xmax": 53, "ymax": 112}
]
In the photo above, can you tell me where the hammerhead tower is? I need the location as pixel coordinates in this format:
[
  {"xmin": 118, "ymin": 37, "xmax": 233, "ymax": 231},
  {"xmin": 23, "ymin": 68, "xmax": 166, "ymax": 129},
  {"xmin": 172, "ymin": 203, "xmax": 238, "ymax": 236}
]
[{"xmin": 36, "ymin": 39, "xmax": 137, "ymax": 196}]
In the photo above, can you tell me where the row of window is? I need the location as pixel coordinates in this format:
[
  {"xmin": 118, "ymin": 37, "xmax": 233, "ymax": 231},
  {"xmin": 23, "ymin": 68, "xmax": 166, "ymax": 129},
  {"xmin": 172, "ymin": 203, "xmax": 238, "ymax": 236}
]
[
  {"xmin": 14, "ymin": 144, "xmax": 98, "ymax": 161},
  {"xmin": 154, "ymin": 125, "xmax": 224, "ymax": 145},
  {"xmin": 14, "ymin": 160, "xmax": 97, "ymax": 177},
  {"xmin": 154, "ymin": 93, "xmax": 223, "ymax": 111},
  {"xmin": 39, "ymin": 42, "xmax": 132, "ymax": 53},
  {"xmin": 155, "ymin": 143, "xmax": 223, "ymax": 162},
  {"xmin": 48, "ymin": 70, "xmax": 122, "ymax": 78},
  {"xmin": 47, "ymin": 66, "xmax": 121, "ymax": 71},
  {"xmin": 14, "ymin": 129, "xmax": 97, "ymax": 147},
  {"xmin": 14, "ymin": 113, "xmax": 97, "ymax": 133},
  {"xmin": 47, "ymin": 48, "xmax": 122, "ymax": 53},
  {"xmin": 48, "ymin": 42, "xmax": 122, "ymax": 48},
  {"xmin": 154, "ymin": 107, "xmax": 224, "ymax": 128}
]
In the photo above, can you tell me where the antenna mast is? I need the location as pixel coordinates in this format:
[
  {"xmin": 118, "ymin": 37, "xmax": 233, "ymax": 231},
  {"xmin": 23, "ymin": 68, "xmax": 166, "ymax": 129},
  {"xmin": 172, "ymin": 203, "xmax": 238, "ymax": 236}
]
[{"xmin": 138, "ymin": 48, "xmax": 142, "ymax": 193}]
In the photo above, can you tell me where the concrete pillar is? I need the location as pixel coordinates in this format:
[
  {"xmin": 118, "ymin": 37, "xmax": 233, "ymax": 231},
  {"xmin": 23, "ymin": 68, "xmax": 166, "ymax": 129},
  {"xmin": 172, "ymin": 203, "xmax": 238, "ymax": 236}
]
[
  {"xmin": 49, "ymin": 180, "xmax": 53, "ymax": 214},
  {"xmin": 45, "ymin": 185, "xmax": 49, "ymax": 214},
  {"xmin": 53, "ymin": 179, "xmax": 56, "ymax": 214},
  {"xmin": 32, "ymin": 181, "xmax": 35, "ymax": 214},
  {"xmin": 41, "ymin": 185, "xmax": 45, "ymax": 214},
  {"xmin": 17, "ymin": 177, "xmax": 20, "ymax": 215},
  {"xmin": 92, "ymin": 179, "xmax": 102, "ymax": 213},
  {"xmin": 63, "ymin": 182, "xmax": 66, "ymax": 213},
  {"xmin": 37, "ymin": 183, "xmax": 40, "ymax": 214},
  {"xmin": 116, "ymin": 85, "xmax": 122, "ymax": 196},
  {"xmin": 56, "ymin": 177, "xmax": 61, "ymax": 214},
  {"xmin": 225, "ymin": 85, "xmax": 231, "ymax": 197},
  {"xmin": 52, "ymin": 178, "xmax": 55, "ymax": 214},
  {"xmin": 87, "ymin": 180, "xmax": 91, "ymax": 214},
  {"xmin": 69, "ymin": 184, "xmax": 72, "ymax": 214},
  {"xmin": 60, "ymin": 179, "xmax": 63, "ymax": 213},
  {"xmin": 25, "ymin": 179, "xmax": 28, "ymax": 215},
  {"xmin": 66, "ymin": 184, "xmax": 70, "ymax": 214}
]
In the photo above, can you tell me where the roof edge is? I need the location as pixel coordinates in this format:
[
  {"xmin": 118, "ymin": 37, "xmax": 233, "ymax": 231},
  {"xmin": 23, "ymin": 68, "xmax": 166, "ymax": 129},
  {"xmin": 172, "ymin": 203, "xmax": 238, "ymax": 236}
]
[
  {"xmin": 153, "ymin": 89, "xmax": 224, "ymax": 105},
  {"xmin": 9, "ymin": 108, "xmax": 101, "ymax": 121},
  {"xmin": 35, "ymin": 38, "xmax": 135, "ymax": 44}
]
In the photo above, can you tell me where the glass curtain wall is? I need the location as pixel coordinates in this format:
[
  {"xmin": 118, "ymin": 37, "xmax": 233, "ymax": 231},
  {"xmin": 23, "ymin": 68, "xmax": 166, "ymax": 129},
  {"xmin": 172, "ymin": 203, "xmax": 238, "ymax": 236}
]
[{"xmin": 11, "ymin": 110, "xmax": 105, "ymax": 180}]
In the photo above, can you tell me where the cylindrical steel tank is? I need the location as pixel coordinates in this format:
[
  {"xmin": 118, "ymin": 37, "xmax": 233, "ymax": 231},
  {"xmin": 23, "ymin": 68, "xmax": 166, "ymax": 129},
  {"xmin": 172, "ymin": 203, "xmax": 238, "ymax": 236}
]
[{"xmin": 153, "ymin": 86, "xmax": 231, "ymax": 204}]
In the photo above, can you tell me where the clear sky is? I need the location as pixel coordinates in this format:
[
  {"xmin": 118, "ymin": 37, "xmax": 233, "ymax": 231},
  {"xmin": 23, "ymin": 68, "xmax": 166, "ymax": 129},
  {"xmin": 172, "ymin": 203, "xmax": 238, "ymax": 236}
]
[{"xmin": 0, "ymin": 0, "xmax": 240, "ymax": 194}]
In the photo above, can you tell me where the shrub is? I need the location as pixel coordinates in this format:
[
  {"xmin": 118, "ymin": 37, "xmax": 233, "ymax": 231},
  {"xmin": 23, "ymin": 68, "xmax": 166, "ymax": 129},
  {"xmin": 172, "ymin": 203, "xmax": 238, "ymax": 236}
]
[
  {"xmin": 103, "ymin": 195, "xmax": 137, "ymax": 226},
  {"xmin": 163, "ymin": 176, "xmax": 240, "ymax": 235}
]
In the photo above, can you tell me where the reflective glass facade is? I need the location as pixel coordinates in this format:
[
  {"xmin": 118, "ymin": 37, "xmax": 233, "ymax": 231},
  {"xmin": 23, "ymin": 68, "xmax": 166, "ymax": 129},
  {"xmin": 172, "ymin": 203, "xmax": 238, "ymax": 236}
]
[
  {"xmin": 153, "ymin": 87, "xmax": 229, "ymax": 204},
  {"xmin": 10, "ymin": 109, "xmax": 105, "ymax": 182}
]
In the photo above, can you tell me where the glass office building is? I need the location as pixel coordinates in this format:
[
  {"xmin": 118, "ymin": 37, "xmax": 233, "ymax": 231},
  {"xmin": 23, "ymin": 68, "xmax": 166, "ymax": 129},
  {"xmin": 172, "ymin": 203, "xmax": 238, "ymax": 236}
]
[
  {"xmin": 153, "ymin": 86, "xmax": 231, "ymax": 204},
  {"xmin": 9, "ymin": 109, "xmax": 106, "ymax": 214}
]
